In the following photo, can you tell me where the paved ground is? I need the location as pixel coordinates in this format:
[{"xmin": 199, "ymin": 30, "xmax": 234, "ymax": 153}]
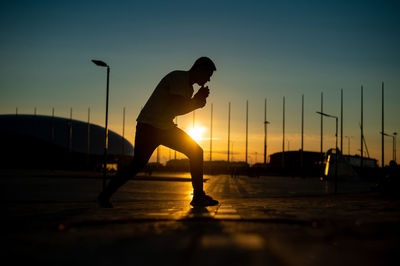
[{"xmin": 2, "ymin": 171, "xmax": 400, "ymax": 266}]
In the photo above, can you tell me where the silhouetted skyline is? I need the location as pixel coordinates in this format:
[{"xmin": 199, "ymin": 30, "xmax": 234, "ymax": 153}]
[{"xmin": 1, "ymin": 1, "xmax": 399, "ymax": 165}]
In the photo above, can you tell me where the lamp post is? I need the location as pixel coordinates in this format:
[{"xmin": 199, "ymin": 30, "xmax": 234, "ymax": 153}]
[
  {"xmin": 245, "ymin": 100, "xmax": 248, "ymax": 164},
  {"xmin": 316, "ymin": 111, "xmax": 338, "ymax": 193},
  {"xmin": 301, "ymin": 94, "xmax": 304, "ymax": 174},
  {"xmin": 264, "ymin": 98, "xmax": 270, "ymax": 165},
  {"xmin": 264, "ymin": 119, "xmax": 270, "ymax": 164},
  {"xmin": 394, "ymin": 132, "xmax": 397, "ymax": 163},
  {"xmin": 92, "ymin": 59, "xmax": 110, "ymax": 191},
  {"xmin": 175, "ymin": 117, "xmax": 178, "ymax": 160},
  {"xmin": 227, "ymin": 102, "xmax": 231, "ymax": 162},
  {"xmin": 282, "ymin": 96, "xmax": 285, "ymax": 169},
  {"xmin": 210, "ymin": 103, "xmax": 213, "ymax": 161}
]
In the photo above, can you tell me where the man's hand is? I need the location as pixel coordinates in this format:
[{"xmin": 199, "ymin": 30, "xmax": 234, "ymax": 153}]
[
  {"xmin": 193, "ymin": 86, "xmax": 209, "ymax": 108},
  {"xmin": 196, "ymin": 86, "xmax": 210, "ymax": 98},
  {"xmin": 169, "ymin": 86, "xmax": 210, "ymax": 115}
]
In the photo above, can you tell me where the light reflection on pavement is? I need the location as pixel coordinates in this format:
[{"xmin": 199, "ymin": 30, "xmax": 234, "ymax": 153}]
[{"xmin": 3, "ymin": 173, "xmax": 400, "ymax": 266}]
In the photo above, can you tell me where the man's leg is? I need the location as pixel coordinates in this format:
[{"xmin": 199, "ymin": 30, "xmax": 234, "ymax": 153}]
[
  {"xmin": 98, "ymin": 123, "xmax": 159, "ymax": 205},
  {"xmin": 160, "ymin": 126, "xmax": 204, "ymax": 196},
  {"xmin": 160, "ymin": 126, "xmax": 218, "ymax": 206}
]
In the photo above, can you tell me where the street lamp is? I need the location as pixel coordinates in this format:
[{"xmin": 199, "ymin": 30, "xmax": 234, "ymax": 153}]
[
  {"xmin": 92, "ymin": 59, "xmax": 110, "ymax": 191},
  {"xmin": 316, "ymin": 111, "xmax": 338, "ymax": 193}
]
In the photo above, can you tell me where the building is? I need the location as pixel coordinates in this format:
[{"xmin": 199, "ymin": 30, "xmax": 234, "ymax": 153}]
[
  {"xmin": 0, "ymin": 114, "xmax": 133, "ymax": 170},
  {"xmin": 323, "ymin": 148, "xmax": 379, "ymax": 179},
  {"xmin": 269, "ymin": 150, "xmax": 323, "ymax": 176}
]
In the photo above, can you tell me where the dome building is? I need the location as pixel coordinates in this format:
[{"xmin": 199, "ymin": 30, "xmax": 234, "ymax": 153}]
[{"xmin": 0, "ymin": 114, "xmax": 133, "ymax": 170}]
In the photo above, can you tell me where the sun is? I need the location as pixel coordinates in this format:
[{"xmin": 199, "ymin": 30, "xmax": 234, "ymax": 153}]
[{"xmin": 187, "ymin": 126, "xmax": 206, "ymax": 142}]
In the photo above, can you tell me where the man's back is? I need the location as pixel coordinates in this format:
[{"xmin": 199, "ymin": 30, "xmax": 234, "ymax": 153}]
[{"xmin": 137, "ymin": 70, "xmax": 194, "ymax": 129}]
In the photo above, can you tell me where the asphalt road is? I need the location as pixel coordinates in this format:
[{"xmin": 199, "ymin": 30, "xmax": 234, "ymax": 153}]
[{"xmin": 2, "ymin": 172, "xmax": 400, "ymax": 266}]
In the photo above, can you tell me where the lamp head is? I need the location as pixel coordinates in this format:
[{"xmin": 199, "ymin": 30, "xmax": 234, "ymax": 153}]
[
  {"xmin": 92, "ymin": 60, "xmax": 108, "ymax": 67},
  {"xmin": 316, "ymin": 111, "xmax": 336, "ymax": 118}
]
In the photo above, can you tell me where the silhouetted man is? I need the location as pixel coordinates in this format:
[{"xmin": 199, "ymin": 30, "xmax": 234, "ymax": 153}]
[{"xmin": 97, "ymin": 57, "xmax": 218, "ymax": 208}]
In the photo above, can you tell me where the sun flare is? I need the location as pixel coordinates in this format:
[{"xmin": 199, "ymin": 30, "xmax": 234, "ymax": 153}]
[{"xmin": 187, "ymin": 126, "xmax": 206, "ymax": 142}]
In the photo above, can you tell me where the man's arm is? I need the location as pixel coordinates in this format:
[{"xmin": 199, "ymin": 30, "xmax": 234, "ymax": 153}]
[
  {"xmin": 169, "ymin": 95, "xmax": 205, "ymax": 116},
  {"xmin": 169, "ymin": 86, "xmax": 209, "ymax": 116}
]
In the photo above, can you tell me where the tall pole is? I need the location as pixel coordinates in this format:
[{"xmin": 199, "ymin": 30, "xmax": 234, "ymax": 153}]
[
  {"xmin": 282, "ymin": 96, "xmax": 285, "ymax": 168},
  {"xmin": 87, "ymin": 107, "xmax": 91, "ymax": 156},
  {"xmin": 210, "ymin": 103, "xmax": 213, "ymax": 161},
  {"xmin": 264, "ymin": 98, "xmax": 267, "ymax": 164},
  {"xmin": 361, "ymin": 85, "xmax": 364, "ymax": 174},
  {"xmin": 335, "ymin": 117, "xmax": 338, "ymax": 193},
  {"xmin": 122, "ymin": 107, "xmax": 125, "ymax": 155},
  {"xmin": 382, "ymin": 82, "xmax": 384, "ymax": 168},
  {"xmin": 394, "ymin": 132, "xmax": 397, "ymax": 163},
  {"xmin": 34, "ymin": 107, "xmax": 37, "ymax": 116},
  {"xmin": 348, "ymin": 137, "xmax": 350, "ymax": 155},
  {"xmin": 345, "ymin": 136, "xmax": 352, "ymax": 155},
  {"xmin": 231, "ymin": 142, "xmax": 234, "ymax": 162},
  {"xmin": 301, "ymin": 94, "xmax": 304, "ymax": 172},
  {"xmin": 301, "ymin": 95, "xmax": 304, "ymax": 151},
  {"xmin": 103, "ymin": 66, "xmax": 110, "ymax": 190},
  {"xmin": 245, "ymin": 100, "xmax": 248, "ymax": 164},
  {"xmin": 51, "ymin": 107, "xmax": 55, "ymax": 143},
  {"xmin": 51, "ymin": 108, "xmax": 55, "ymax": 169},
  {"xmin": 67, "ymin": 107, "xmax": 73, "ymax": 170},
  {"xmin": 228, "ymin": 102, "xmax": 231, "ymax": 162},
  {"xmin": 341, "ymin": 89, "xmax": 343, "ymax": 153},
  {"xmin": 320, "ymin": 92, "xmax": 324, "ymax": 166},
  {"xmin": 69, "ymin": 108, "xmax": 73, "ymax": 152},
  {"xmin": 175, "ymin": 117, "xmax": 178, "ymax": 160},
  {"xmin": 157, "ymin": 104, "xmax": 160, "ymax": 162},
  {"xmin": 393, "ymin": 135, "xmax": 395, "ymax": 162}
]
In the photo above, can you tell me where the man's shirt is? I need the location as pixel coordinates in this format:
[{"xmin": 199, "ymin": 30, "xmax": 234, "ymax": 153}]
[{"xmin": 137, "ymin": 70, "xmax": 194, "ymax": 129}]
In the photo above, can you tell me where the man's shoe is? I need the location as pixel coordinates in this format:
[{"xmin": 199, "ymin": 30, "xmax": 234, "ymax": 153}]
[
  {"xmin": 96, "ymin": 194, "xmax": 113, "ymax": 208},
  {"xmin": 190, "ymin": 193, "xmax": 219, "ymax": 207}
]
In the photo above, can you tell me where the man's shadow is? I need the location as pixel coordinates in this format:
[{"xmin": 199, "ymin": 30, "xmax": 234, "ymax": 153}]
[
  {"xmin": 180, "ymin": 205, "xmax": 224, "ymax": 235},
  {"xmin": 186, "ymin": 206, "xmax": 214, "ymax": 219}
]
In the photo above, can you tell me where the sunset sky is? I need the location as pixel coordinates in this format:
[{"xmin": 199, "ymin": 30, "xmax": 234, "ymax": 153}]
[{"xmin": 1, "ymin": 0, "xmax": 399, "ymax": 165}]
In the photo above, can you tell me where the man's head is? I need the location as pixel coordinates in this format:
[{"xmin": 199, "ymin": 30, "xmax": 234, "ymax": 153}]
[{"xmin": 189, "ymin": 57, "xmax": 216, "ymax": 86}]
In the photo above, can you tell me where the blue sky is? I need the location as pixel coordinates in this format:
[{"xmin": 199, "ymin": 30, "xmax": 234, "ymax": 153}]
[{"xmin": 1, "ymin": 0, "xmax": 399, "ymax": 164}]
